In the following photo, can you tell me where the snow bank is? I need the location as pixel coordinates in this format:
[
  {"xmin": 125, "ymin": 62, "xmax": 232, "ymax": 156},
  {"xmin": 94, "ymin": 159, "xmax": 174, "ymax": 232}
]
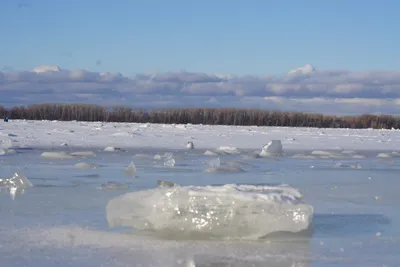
[
  {"xmin": 4, "ymin": 120, "xmax": 400, "ymax": 151},
  {"xmin": 106, "ymin": 184, "xmax": 313, "ymax": 240}
]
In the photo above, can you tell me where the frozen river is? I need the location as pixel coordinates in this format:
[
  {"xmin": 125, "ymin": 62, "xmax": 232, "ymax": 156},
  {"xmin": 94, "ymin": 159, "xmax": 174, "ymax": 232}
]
[{"xmin": 0, "ymin": 145, "xmax": 399, "ymax": 267}]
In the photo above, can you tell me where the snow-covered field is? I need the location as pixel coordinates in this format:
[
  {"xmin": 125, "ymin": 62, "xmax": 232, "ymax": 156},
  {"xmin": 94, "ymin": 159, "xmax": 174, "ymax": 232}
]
[
  {"xmin": 1, "ymin": 120, "xmax": 400, "ymax": 151},
  {"xmin": 0, "ymin": 120, "xmax": 399, "ymax": 267}
]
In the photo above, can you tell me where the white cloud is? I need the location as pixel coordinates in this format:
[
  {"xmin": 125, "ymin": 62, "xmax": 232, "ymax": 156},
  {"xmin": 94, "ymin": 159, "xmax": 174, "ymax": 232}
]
[{"xmin": 1, "ymin": 64, "xmax": 400, "ymax": 114}]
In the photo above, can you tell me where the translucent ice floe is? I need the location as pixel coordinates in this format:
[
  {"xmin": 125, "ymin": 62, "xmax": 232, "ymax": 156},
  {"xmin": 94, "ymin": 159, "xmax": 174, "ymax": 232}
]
[
  {"xmin": 70, "ymin": 151, "xmax": 96, "ymax": 157},
  {"xmin": 0, "ymin": 172, "xmax": 33, "ymax": 189},
  {"xmin": 186, "ymin": 141, "xmax": 194, "ymax": 149},
  {"xmin": 0, "ymin": 172, "xmax": 33, "ymax": 199},
  {"xmin": 106, "ymin": 183, "xmax": 313, "ymax": 240},
  {"xmin": 163, "ymin": 153, "xmax": 176, "ymax": 167},
  {"xmin": 204, "ymin": 158, "xmax": 244, "ymax": 173},
  {"xmin": 164, "ymin": 157, "xmax": 176, "ymax": 167},
  {"xmin": 124, "ymin": 161, "xmax": 137, "ymax": 177},
  {"xmin": 204, "ymin": 150, "xmax": 219, "ymax": 156},
  {"xmin": 207, "ymin": 157, "xmax": 221, "ymax": 168},
  {"xmin": 0, "ymin": 148, "xmax": 15, "ymax": 155},
  {"xmin": 334, "ymin": 162, "xmax": 362, "ymax": 169},
  {"xmin": 98, "ymin": 181, "xmax": 128, "ymax": 190},
  {"xmin": 216, "ymin": 146, "xmax": 241, "ymax": 155},
  {"xmin": 75, "ymin": 162, "xmax": 99, "ymax": 169},
  {"xmin": 104, "ymin": 146, "xmax": 123, "ymax": 152},
  {"xmin": 40, "ymin": 151, "xmax": 75, "ymax": 159},
  {"xmin": 259, "ymin": 140, "xmax": 283, "ymax": 157},
  {"xmin": 377, "ymin": 153, "xmax": 392, "ymax": 158},
  {"xmin": 157, "ymin": 180, "xmax": 179, "ymax": 188}
]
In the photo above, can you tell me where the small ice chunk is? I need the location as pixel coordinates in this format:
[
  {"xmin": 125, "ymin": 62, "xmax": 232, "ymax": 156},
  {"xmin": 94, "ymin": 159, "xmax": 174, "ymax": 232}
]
[
  {"xmin": 204, "ymin": 150, "xmax": 219, "ymax": 156},
  {"xmin": 0, "ymin": 172, "xmax": 33, "ymax": 189},
  {"xmin": 335, "ymin": 162, "xmax": 350, "ymax": 168},
  {"xmin": 207, "ymin": 157, "xmax": 221, "ymax": 168},
  {"xmin": 164, "ymin": 157, "xmax": 176, "ymax": 167},
  {"xmin": 75, "ymin": 162, "xmax": 98, "ymax": 169},
  {"xmin": 292, "ymin": 154, "xmax": 316, "ymax": 159},
  {"xmin": 104, "ymin": 146, "xmax": 122, "ymax": 152},
  {"xmin": 70, "ymin": 151, "xmax": 96, "ymax": 157},
  {"xmin": 311, "ymin": 150, "xmax": 332, "ymax": 156},
  {"xmin": 341, "ymin": 150, "xmax": 356, "ymax": 155},
  {"xmin": 204, "ymin": 165, "xmax": 244, "ymax": 173},
  {"xmin": 98, "ymin": 181, "xmax": 128, "ymax": 190},
  {"xmin": 41, "ymin": 151, "xmax": 75, "ymax": 159},
  {"xmin": 111, "ymin": 132, "xmax": 132, "ymax": 137},
  {"xmin": 125, "ymin": 161, "xmax": 137, "ymax": 177},
  {"xmin": 5, "ymin": 149, "xmax": 16, "ymax": 154},
  {"xmin": 0, "ymin": 137, "xmax": 12, "ymax": 150},
  {"xmin": 216, "ymin": 146, "xmax": 241, "ymax": 155},
  {"xmin": 351, "ymin": 163, "xmax": 362, "ymax": 169},
  {"xmin": 186, "ymin": 141, "xmax": 194, "ymax": 149},
  {"xmin": 377, "ymin": 153, "xmax": 392, "ymax": 158},
  {"xmin": 259, "ymin": 140, "xmax": 283, "ymax": 157},
  {"xmin": 352, "ymin": 154, "xmax": 367, "ymax": 159},
  {"xmin": 157, "ymin": 180, "xmax": 179, "ymax": 188}
]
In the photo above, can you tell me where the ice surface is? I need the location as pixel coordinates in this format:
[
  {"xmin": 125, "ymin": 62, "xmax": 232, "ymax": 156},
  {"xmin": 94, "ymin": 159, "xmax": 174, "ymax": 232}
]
[{"xmin": 106, "ymin": 184, "xmax": 313, "ymax": 240}]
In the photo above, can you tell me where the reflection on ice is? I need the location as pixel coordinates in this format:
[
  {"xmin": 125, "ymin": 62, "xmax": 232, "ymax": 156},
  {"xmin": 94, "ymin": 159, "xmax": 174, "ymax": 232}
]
[
  {"xmin": 9, "ymin": 226, "xmax": 311, "ymax": 267},
  {"xmin": 106, "ymin": 183, "xmax": 314, "ymax": 240}
]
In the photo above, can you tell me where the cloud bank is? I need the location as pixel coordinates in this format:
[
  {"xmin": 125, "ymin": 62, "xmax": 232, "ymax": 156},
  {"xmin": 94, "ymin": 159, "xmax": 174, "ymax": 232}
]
[{"xmin": 1, "ymin": 64, "xmax": 400, "ymax": 115}]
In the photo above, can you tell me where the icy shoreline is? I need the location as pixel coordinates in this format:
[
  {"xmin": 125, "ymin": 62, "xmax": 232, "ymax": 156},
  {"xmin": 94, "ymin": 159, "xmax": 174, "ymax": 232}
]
[{"xmin": 1, "ymin": 119, "xmax": 400, "ymax": 151}]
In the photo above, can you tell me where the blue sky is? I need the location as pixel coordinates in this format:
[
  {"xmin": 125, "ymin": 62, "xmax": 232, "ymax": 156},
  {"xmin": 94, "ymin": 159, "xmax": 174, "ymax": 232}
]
[
  {"xmin": 1, "ymin": 0, "xmax": 399, "ymax": 75},
  {"xmin": 1, "ymin": 0, "xmax": 400, "ymax": 115}
]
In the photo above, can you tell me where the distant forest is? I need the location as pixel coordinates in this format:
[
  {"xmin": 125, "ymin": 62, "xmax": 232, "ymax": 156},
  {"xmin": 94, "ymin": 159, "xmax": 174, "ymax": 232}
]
[{"xmin": 0, "ymin": 103, "xmax": 399, "ymax": 129}]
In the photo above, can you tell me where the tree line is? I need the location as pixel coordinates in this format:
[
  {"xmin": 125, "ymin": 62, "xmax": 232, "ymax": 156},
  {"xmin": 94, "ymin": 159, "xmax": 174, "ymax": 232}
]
[{"xmin": 0, "ymin": 103, "xmax": 399, "ymax": 129}]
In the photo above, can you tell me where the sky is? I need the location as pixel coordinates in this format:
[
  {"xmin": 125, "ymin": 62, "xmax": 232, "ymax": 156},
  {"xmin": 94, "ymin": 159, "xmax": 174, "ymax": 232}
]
[{"xmin": 1, "ymin": 0, "xmax": 400, "ymax": 115}]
